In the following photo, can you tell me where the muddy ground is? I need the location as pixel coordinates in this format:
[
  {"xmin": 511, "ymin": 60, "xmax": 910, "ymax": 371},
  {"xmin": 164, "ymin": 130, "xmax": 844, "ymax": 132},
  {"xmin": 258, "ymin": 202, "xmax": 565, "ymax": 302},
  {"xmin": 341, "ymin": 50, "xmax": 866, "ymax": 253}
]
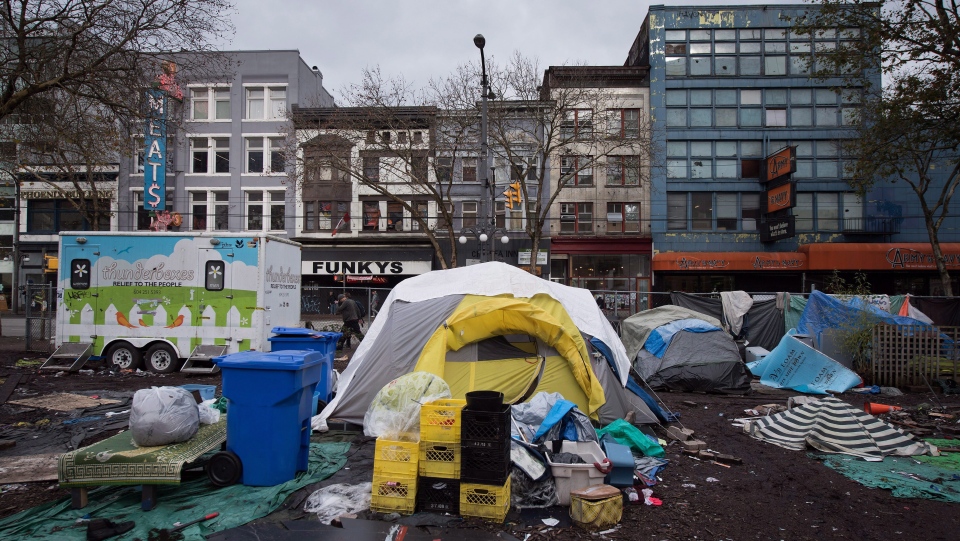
[{"xmin": 1, "ymin": 345, "xmax": 959, "ymax": 541}]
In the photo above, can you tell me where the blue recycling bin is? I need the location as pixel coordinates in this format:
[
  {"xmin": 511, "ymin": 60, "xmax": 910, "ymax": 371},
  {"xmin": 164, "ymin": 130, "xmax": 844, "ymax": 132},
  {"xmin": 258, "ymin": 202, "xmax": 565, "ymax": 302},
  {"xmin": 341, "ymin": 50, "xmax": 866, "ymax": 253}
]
[
  {"xmin": 214, "ymin": 350, "xmax": 327, "ymax": 486},
  {"xmin": 268, "ymin": 328, "xmax": 341, "ymax": 403}
]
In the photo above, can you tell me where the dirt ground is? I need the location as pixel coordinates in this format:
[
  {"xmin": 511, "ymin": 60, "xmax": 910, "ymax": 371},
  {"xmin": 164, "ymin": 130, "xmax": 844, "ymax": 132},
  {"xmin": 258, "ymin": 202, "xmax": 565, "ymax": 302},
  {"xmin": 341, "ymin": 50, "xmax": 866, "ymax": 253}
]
[{"xmin": 2, "ymin": 343, "xmax": 959, "ymax": 540}]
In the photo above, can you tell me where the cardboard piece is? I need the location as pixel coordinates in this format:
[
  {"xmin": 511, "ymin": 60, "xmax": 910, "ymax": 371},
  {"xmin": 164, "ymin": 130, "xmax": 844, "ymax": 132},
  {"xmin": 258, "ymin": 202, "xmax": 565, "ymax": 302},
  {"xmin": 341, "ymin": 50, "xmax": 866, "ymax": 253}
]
[{"xmin": 8, "ymin": 393, "xmax": 120, "ymax": 412}]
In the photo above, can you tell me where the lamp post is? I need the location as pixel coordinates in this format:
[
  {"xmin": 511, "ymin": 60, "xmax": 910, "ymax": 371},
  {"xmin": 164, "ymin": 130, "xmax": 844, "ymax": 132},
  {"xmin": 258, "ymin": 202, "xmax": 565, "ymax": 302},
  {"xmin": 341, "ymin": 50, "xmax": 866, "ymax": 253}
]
[
  {"xmin": 459, "ymin": 226, "xmax": 509, "ymax": 263},
  {"xmin": 473, "ymin": 34, "xmax": 502, "ymax": 263}
]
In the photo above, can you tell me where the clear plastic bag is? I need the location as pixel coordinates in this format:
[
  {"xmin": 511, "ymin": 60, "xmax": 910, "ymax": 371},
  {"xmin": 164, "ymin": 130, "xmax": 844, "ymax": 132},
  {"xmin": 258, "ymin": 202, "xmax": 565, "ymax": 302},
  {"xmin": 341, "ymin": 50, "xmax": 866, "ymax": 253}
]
[
  {"xmin": 303, "ymin": 482, "xmax": 372, "ymax": 524},
  {"xmin": 129, "ymin": 387, "xmax": 199, "ymax": 446},
  {"xmin": 198, "ymin": 399, "xmax": 221, "ymax": 425},
  {"xmin": 363, "ymin": 372, "xmax": 451, "ymax": 439}
]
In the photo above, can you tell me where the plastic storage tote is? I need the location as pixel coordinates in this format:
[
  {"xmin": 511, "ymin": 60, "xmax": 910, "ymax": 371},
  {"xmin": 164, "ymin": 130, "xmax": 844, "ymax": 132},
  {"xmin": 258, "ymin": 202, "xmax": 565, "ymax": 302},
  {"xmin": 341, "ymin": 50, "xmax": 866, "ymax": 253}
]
[
  {"xmin": 546, "ymin": 441, "xmax": 608, "ymax": 505},
  {"xmin": 214, "ymin": 349, "xmax": 327, "ymax": 486}
]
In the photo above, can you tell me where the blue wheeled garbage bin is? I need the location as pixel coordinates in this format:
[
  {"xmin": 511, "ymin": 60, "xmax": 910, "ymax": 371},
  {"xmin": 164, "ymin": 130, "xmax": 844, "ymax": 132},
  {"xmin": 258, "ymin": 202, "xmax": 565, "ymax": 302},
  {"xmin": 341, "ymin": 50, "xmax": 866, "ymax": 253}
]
[
  {"xmin": 213, "ymin": 350, "xmax": 326, "ymax": 486},
  {"xmin": 268, "ymin": 327, "xmax": 341, "ymax": 404}
]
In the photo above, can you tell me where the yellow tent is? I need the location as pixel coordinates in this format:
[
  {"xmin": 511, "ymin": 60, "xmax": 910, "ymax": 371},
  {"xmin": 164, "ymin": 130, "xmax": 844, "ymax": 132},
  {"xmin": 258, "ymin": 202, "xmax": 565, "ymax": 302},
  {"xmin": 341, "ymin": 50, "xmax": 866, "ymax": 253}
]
[{"xmin": 414, "ymin": 295, "xmax": 606, "ymax": 418}]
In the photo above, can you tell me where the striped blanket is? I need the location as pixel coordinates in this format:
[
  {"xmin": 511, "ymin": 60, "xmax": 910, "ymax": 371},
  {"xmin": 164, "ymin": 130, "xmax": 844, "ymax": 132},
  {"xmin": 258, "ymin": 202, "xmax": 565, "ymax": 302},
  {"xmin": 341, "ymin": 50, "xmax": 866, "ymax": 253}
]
[{"xmin": 743, "ymin": 397, "xmax": 937, "ymax": 461}]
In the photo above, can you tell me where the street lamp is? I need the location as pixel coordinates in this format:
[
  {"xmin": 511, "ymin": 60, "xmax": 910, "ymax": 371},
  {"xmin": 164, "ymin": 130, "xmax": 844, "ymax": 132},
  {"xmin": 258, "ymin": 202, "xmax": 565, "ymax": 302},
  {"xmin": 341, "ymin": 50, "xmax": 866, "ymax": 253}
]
[
  {"xmin": 459, "ymin": 226, "xmax": 509, "ymax": 263},
  {"xmin": 472, "ymin": 34, "xmax": 503, "ymax": 263}
]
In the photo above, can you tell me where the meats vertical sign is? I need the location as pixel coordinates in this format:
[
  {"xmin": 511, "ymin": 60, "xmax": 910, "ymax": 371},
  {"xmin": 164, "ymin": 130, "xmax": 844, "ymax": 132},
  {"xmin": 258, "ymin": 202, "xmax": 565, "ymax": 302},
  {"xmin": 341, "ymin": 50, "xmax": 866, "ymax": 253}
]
[{"xmin": 143, "ymin": 89, "xmax": 167, "ymax": 211}]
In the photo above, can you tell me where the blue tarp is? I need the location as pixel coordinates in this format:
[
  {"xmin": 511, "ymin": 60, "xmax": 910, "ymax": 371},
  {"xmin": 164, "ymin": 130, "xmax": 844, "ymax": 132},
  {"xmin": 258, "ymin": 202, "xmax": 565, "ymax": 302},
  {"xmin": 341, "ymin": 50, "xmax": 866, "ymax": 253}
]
[
  {"xmin": 644, "ymin": 318, "xmax": 721, "ymax": 358},
  {"xmin": 747, "ymin": 334, "xmax": 863, "ymax": 394},
  {"xmin": 798, "ymin": 291, "xmax": 932, "ymax": 345}
]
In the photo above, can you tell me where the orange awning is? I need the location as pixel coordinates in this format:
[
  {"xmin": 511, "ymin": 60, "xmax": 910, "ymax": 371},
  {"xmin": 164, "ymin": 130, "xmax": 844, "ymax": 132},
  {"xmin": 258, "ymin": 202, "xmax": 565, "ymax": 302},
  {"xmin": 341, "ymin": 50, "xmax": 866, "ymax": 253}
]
[
  {"xmin": 799, "ymin": 243, "xmax": 960, "ymax": 271},
  {"xmin": 652, "ymin": 252, "xmax": 807, "ymax": 272}
]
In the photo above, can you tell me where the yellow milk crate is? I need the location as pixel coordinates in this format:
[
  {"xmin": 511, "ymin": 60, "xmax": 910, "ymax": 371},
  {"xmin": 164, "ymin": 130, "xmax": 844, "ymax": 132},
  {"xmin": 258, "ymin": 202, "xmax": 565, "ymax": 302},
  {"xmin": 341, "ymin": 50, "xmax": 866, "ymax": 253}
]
[
  {"xmin": 419, "ymin": 399, "xmax": 466, "ymax": 443},
  {"xmin": 371, "ymin": 473, "xmax": 417, "ymax": 515},
  {"xmin": 419, "ymin": 440, "xmax": 461, "ymax": 479},
  {"xmin": 373, "ymin": 436, "xmax": 419, "ymax": 478},
  {"xmin": 460, "ymin": 477, "xmax": 511, "ymax": 522}
]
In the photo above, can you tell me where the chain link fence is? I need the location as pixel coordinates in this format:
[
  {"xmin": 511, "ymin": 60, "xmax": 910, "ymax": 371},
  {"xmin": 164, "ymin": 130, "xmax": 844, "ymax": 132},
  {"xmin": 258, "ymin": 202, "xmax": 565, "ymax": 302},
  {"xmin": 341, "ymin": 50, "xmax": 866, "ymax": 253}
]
[{"xmin": 25, "ymin": 283, "xmax": 56, "ymax": 353}]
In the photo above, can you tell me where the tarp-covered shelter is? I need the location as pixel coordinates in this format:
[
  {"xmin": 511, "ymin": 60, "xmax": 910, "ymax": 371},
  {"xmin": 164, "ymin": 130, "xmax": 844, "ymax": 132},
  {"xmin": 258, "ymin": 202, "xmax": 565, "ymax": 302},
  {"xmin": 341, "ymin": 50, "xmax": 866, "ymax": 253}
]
[
  {"xmin": 622, "ymin": 306, "xmax": 752, "ymax": 394},
  {"xmin": 798, "ymin": 290, "xmax": 936, "ymax": 347},
  {"xmin": 316, "ymin": 262, "xmax": 668, "ymax": 429},
  {"xmin": 743, "ymin": 397, "xmax": 938, "ymax": 461},
  {"xmin": 671, "ymin": 292, "xmax": 784, "ymax": 351}
]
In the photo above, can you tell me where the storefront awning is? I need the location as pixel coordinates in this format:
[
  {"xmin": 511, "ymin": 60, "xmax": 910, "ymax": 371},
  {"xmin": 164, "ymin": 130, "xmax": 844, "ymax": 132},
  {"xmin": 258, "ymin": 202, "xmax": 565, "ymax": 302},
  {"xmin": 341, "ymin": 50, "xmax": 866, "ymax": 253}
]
[
  {"xmin": 652, "ymin": 251, "xmax": 807, "ymax": 272},
  {"xmin": 799, "ymin": 243, "xmax": 960, "ymax": 271}
]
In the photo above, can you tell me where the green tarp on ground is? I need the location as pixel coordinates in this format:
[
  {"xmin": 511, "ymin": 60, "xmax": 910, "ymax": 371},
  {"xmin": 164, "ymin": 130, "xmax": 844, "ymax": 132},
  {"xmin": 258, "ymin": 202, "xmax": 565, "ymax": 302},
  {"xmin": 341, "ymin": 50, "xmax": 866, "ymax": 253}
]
[
  {"xmin": 0, "ymin": 442, "xmax": 350, "ymax": 541},
  {"xmin": 812, "ymin": 445, "xmax": 960, "ymax": 503}
]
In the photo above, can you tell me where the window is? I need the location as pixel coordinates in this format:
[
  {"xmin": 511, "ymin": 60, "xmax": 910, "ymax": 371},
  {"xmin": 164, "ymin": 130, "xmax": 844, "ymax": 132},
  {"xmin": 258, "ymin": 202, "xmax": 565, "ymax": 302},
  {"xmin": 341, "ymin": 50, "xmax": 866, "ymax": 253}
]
[
  {"xmin": 766, "ymin": 109, "xmax": 787, "ymax": 127},
  {"xmin": 461, "ymin": 157, "xmax": 477, "ymax": 183},
  {"xmin": 796, "ymin": 193, "xmax": 813, "ymax": 230},
  {"xmin": 510, "ymin": 156, "xmax": 537, "ymax": 181},
  {"xmin": 214, "ymin": 192, "xmax": 229, "ymax": 230},
  {"xmin": 190, "ymin": 137, "xmax": 230, "ymax": 174},
  {"xmin": 398, "ymin": 131, "xmax": 408, "ymax": 144},
  {"xmin": 717, "ymin": 194, "xmax": 737, "ymax": 230},
  {"xmin": 412, "ymin": 156, "xmax": 428, "ymax": 182},
  {"xmin": 244, "ymin": 137, "xmax": 287, "ymax": 173},
  {"xmin": 462, "ymin": 201, "xmax": 478, "ymax": 228},
  {"xmin": 606, "ymin": 203, "xmax": 640, "ymax": 234},
  {"xmin": 413, "ymin": 131, "xmax": 423, "ymax": 144},
  {"xmin": 301, "ymin": 201, "xmax": 349, "ymax": 232},
  {"xmin": 134, "ymin": 191, "xmax": 175, "ymax": 230},
  {"xmin": 560, "ymin": 202, "xmax": 592, "ymax": 234},
  {"xmin": 363, "ymin": 201, "xmax": 381, "ymax": 231},
  {"xmin": 191, "ymin": 191, "xmax": 207, "ymax": 230},
  {"xmin": 691, "ymin": 193, "xmax": 712, "ymax": 230},
  {"xmin": 495, "ymin": 201, "xmax": 506, "ymax": 228},
  {"xmin": 741, "ymin": 193, "xmax": 760, "ymax": 231},
  {"xmin": 561, "ymin": 109, "xmax": 593, "ymax": 140},
  {"xmin": 191, "ymin": 88, "xmax": 208, "ymax": 120},
  {"xmin": 411, "ymin": 201, "xmax": 428, "ymax": 231},
  {"xmin": 607, "ymin": 109, "xmax": 640, "ymax": 138},
  {"xmin": 606, "ymin": 156, "xmax": 640, "ymax": 185},
  {"xmin": 387, "ymin": 202, "xmax": 403, "ymax": 231},
  {"xmin": 437, "ymin": 202, "xmax": 453, "ymax": 230},
  {"xmin": 667, "ymin": 193, "xmax": 687, "ymax": 230},
  {"xmin": 436, "ymin": 157, "xmax": 452, "ymax": 182},
  {"xmin": 27, "ymin": 199, "xmax": 111, "ymax": 233},
  {"xmin": 818, "ymin": 192, "xmax": 839, "ymax": 231},
  {"xmin": 189, "ymin": 87, "xmax": 231, "ymax": 121},
  {"xmin": 363, "ymin": 157, "xmax": 380, "ymax": 181},
  {"xmin": 245, "ymin": 190, "xmax": 285, "ymax": 231},
  {"xmin": 561, "ymin": 156, "xmax": 593, "ymax": 186},
  {"xmin": 245, "ymin": 86, "xmax": 286, "ymax": 119}
]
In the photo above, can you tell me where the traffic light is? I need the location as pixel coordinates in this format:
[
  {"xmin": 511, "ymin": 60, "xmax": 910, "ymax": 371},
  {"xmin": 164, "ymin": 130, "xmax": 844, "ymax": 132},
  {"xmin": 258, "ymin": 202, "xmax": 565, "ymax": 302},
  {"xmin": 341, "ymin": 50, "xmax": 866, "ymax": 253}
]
[
  {"xmin": 43, "ymin": 254, "xmax": 59, "ymax": 273},
  {"xmin": 505, "ymin": 181, "xmax": 523, "ymax": 209}
]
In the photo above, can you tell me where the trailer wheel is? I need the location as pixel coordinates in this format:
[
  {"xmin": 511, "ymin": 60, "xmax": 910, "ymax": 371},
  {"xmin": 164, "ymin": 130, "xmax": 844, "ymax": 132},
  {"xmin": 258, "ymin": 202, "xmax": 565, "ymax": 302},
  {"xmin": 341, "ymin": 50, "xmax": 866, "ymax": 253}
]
[
  {"xmin": 144, "ymin": 343, "xmax": 180, "ymax": 374},
  {"xmin": 207, "ymin": 450, "xmax": 242, "ymax": 487},
  {"xmin": 105, "ymin": 342, "xmax": 142, "ymax": 371}
]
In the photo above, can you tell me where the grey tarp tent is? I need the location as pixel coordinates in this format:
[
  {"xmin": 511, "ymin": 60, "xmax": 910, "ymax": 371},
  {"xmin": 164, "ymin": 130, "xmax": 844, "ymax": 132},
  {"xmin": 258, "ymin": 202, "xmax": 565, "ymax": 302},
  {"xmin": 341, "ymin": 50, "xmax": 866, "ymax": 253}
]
[{"xmin": 623, "ymin": 306, "xmax": 752, "ymax": 394}]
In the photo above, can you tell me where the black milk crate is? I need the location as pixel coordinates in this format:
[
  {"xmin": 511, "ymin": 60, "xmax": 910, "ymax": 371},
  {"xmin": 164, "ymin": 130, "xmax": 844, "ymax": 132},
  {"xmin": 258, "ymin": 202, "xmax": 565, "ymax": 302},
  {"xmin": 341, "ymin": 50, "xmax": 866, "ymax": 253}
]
[
  {"xmin": 461, "ymin": 405, "xmax": 511, "ymax": 447},
  {"xmin": 416, "ymin": 477, "xmax": 460, "ymax": 515},
  {"xmin": 460, "ymin": 441, "xmax": 511, "ymax": 484}
]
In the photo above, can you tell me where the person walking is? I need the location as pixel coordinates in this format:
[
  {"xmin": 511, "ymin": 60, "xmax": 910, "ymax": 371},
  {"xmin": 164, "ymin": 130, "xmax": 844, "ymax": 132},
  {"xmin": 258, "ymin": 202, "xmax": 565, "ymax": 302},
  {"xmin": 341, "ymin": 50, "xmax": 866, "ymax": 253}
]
[{"xmin": 335, "ymin": 293, "xmax": 364, "ymax": 350}]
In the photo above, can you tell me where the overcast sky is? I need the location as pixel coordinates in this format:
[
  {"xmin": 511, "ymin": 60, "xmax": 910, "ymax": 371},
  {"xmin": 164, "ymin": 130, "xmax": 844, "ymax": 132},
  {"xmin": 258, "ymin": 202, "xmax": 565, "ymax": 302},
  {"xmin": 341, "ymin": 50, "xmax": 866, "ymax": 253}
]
[{"xmin": 225, "ymin": 0, "xmax": 785, "ymax": 101}]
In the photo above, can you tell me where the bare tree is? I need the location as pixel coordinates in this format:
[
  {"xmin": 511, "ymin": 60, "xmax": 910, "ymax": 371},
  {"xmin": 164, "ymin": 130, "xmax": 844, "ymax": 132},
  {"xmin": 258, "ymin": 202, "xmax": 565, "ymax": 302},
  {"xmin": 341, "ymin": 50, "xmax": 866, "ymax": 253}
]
[
  {"xmin": 8, "ymin": 91, "xmax": 125, "ymax": 230},
  {"xmin": 795, "ymin": 1, "xmax": 960, "ymax": 295},
  {"xmin": 0, "ymin": 0, "xmax": 234, "ymax": 122},
  {"xmin": 490, "ymin": 57, "xmax": 658, "ymax": 272}
]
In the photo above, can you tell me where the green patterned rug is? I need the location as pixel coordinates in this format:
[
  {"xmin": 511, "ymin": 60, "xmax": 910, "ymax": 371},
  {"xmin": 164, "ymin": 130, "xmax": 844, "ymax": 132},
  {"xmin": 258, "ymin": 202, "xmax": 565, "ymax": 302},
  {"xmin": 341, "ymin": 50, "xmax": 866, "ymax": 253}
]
[{"xmin": 58, "ymin": 417, "xmax": 226, "ymax": 487}]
